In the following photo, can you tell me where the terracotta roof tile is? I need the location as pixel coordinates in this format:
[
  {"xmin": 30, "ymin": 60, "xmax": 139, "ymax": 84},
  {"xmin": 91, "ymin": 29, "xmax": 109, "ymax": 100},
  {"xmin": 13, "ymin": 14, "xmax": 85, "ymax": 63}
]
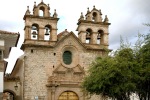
[{"xmin": 0, "ymin": 30, "xmax": 18, "ymax": 35}]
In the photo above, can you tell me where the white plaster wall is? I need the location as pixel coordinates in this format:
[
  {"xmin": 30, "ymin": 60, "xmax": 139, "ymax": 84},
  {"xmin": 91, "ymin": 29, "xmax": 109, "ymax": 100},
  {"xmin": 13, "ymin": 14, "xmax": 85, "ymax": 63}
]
[
  {"xmin": 0, "ymin": 40, "xmax": 4, "ymax": 46},
  {"xmin": 0, "ymin": 72, "xmax": 3, "ymax": 92}
]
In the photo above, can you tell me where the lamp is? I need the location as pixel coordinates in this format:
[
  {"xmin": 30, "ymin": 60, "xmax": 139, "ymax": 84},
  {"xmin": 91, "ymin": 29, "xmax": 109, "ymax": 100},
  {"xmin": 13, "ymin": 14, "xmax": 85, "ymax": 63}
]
[
  {"xmin": 14, "ymin": 80, "xmax": 21, "ymax": 91},
  {"xmin": 14, "ymin": 85, "xmax": 18, "ymax": 91},
  {"xmin": 14, "ymin": 82, "xmax": 18, "ymax": 90}
]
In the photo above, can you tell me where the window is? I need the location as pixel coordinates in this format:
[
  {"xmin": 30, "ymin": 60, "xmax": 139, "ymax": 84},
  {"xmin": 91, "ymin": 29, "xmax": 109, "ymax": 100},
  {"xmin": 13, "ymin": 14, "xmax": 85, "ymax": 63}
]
[{"xmin": 63, "ymin": 51, "xmax": 72, "ymax": 65}]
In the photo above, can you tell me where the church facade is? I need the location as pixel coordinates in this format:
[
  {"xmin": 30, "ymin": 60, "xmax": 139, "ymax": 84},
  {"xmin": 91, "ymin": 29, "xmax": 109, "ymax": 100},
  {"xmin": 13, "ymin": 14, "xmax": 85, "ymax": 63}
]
[{"xmin": 4, "ymin": 1, "xmax": 111, "ymax": 100}]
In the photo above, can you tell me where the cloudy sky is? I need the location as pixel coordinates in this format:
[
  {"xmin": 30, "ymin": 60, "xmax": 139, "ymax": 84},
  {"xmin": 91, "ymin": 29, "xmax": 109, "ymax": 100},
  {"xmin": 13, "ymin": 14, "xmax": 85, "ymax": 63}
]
[{"xmin": 0, "ymin": 0, "xmax": 150, "ymax": 73}]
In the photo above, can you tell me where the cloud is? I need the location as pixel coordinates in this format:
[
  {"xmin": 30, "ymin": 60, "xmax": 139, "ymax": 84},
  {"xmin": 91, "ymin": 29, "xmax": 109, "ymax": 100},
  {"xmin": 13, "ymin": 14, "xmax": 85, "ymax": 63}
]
[{"xmin": 108, "ymin": 0, "xmax": 150, "ymax": 49}]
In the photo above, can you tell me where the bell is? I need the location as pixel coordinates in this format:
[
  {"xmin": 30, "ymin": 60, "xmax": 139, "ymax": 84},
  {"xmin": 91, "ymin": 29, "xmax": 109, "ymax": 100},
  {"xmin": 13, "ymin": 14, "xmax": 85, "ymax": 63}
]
[
  {"xmin": 32, "ymin": 31, "xmax": 37, "ymax": 38},
  {"xmin": 97, "ymin": 33, "xmax": 101, "ymax": 39},
  {"xmin": 32, "ymin": 26, "xmax": 37, "ymax": 30},
  {"xmin": 86, "ymin": 32, "xmax": 91, "ymax": 39},
  {"xmin": 45, "ymin": 28, "xmax": 49, "ymax": 35}
]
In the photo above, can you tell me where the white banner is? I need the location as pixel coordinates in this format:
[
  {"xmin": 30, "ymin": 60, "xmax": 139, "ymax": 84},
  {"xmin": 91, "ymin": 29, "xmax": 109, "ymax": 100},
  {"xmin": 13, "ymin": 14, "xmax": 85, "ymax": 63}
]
[{"xmin": 0, "ymin": 72, "xmax": 3, "ymax": 92}]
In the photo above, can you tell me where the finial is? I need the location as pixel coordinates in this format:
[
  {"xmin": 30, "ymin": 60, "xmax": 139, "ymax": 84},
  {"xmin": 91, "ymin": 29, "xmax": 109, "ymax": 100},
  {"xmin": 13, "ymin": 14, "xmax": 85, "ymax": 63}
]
[
  {"xmin": 93, "ymin": 5, "xmax": 96, "ymax": 9},
  {"xmin": 104, "ymin": 15, "xmax": 109, "ymax": 23},
  {"xmin": 87, "ymin": 7, "xmax": 90, "ymax": 13},
  {"xmin": 27, "ymin": 6, "xmax": 29, "ymax": 10},
  {"xmin": 41, "ymin": 0, "xmax": 43, "ymax": 2},
  {"xmin": 25, "ymin": 6, "xmax": 30, "ymax": 15},
  {"xmin": 79, "ymin": 12, "xmax": 84, "ymax": 21},
  {"xmin": 48, "ymin": 4, "xmax": 50, "ymax": 10},
  {"xmin": 99, "ymin": 9, "xmax": 102, "ymax": 15},
  {"xmin": 53, "ymin": 9, "xmax": 58, "ymax": 18},
  {"xmin": 105, "ymin": 15, "xmax": 108, "ymax": 19},
  {"xmin": 80, "ymin": 12, "xmax": 84, "ymax": 18},
  {"xmin": 34, "ymin": 2, "xmax": 36, "ymax": 7}
]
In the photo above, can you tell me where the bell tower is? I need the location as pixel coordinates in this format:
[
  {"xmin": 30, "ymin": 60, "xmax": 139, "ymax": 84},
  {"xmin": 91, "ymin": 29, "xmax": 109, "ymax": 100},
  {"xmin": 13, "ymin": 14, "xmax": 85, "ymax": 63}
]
[
  {"xmin": 23, "ymin": 0, "xmax": 59, "ymax": 42},
  {"xmin": 76, "ymin": 6, "xmax": 110, "ymax": 48}
]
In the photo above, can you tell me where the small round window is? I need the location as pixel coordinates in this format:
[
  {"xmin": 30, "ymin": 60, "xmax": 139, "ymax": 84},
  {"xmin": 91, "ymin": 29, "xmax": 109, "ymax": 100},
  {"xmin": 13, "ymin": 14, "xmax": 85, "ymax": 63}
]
[{"xmin": 63, "ymin": 51, "xmax": 72, "ymax": 65}]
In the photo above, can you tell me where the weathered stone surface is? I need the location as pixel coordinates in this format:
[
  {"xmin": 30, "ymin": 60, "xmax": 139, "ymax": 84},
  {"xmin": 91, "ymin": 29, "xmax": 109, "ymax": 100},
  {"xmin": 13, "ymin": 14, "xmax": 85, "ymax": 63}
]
[{"xmin": 4, "ymin": 1, "xmax": 110, "ymax": 100}]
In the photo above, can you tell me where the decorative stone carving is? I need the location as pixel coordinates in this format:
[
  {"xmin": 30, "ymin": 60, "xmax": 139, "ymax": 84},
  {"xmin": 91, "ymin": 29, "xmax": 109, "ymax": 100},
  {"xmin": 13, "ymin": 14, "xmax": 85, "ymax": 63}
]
[{"xmin": 47, "ymin": 64, "xmax": 85, "ymax": 87}]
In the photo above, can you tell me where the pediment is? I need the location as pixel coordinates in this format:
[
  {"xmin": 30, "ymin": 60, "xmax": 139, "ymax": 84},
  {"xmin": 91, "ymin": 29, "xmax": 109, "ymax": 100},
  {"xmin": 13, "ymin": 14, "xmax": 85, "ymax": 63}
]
[
  {"xmin": 54, "ymin": 31, "xmax": 86, "ymax": 49},
  {"xmin": 53, "ymin": 64, "xmax": 67, "ymax": 74},
  {"xmin": 53, "ymin": 64, "xmax": 85, "ymax": 75},
  {"xmin": 48, "ymin": 64, "xmax": 85, "ymax": 85},
  {"xmin": 73, "ymin": 65, "xmax": 85, "ymax": 74}
]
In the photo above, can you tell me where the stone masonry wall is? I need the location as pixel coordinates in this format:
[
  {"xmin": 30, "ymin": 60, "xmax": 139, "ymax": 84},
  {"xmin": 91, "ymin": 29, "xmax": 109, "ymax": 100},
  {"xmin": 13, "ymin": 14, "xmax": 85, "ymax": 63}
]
[{"xmin": 23, "ymin": 35, "xmax": 104, "ymax": 100}]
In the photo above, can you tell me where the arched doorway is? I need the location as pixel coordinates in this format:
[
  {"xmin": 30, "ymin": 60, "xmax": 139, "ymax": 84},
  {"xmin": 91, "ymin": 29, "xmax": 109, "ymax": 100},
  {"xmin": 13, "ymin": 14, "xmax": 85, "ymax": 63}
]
[
  {"xmin": 58, "ymin": 91, "xmax": 79, "ymax": 100},
  {"xmin": 3, "ymin": 90, "xmax": 16, "ymax": 100}
]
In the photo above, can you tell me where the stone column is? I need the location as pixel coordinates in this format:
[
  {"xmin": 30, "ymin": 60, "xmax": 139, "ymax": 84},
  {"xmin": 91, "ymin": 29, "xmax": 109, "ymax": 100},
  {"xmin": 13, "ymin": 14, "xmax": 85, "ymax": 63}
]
[
  {"xmin": 50, "ymin": 28, "xmax": 57, "ymax": 41},
  {"xmin": 78, "ymin": 31, "xmax": 86, "ymax": 43},
  {"xmin": 25, "ymin": 26, "xmax": 31, "ymax": 40},
  {"xmin": 47, "ymin": 88, "xmax": 52, "ymax": 100},
  {"xmin": 51, "ymin": 86, "xmax": 56, "ymax": 100},
  {"xmin": 38, "ymin": 27, "xmax": 45, "ymax": 40},
  {"xmin": 101, "ymin": 33, "xmax": 109, "ymax": 48},
  {"xmin": 47, "ymin": 86, "xmax": 56, "ymax": 100},
  {"xmin": 90, "ymin": 32, "xmax": 97, "ymax": 44}
]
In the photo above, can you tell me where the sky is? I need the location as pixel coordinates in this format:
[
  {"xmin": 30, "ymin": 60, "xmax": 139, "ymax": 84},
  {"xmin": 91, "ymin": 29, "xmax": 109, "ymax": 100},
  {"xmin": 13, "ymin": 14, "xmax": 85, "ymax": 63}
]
[{"xmin": 0, "ymin": 0, "xmax": 150, "ymax": 73}]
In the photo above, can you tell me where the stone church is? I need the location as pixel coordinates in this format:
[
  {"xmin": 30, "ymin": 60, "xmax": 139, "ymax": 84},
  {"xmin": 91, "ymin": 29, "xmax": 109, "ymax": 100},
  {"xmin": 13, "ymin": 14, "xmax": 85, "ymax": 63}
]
[{"xmin": 4, "ymin": 0, "xmax": 111, "ymax": 100}]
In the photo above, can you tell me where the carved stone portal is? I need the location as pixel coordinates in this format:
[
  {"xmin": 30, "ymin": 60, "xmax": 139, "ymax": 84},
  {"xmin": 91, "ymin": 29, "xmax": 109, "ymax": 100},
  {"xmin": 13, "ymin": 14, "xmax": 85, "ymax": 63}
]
[{"xmin": 46, "ymin": 64, "xmax": 85, "ymax": 100}]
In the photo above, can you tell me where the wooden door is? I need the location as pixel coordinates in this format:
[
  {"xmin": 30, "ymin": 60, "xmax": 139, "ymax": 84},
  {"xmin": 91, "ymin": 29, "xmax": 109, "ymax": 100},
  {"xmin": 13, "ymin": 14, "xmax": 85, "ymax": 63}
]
[{"xmin": 58, "ymin": 91, "xmax": 79, "ymax": 100}]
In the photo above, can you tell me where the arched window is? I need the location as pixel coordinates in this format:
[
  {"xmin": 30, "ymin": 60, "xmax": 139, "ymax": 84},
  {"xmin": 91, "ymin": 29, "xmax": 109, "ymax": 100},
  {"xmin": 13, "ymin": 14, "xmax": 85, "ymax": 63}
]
[
  {"xmin": 31, "ymin": 24, "xmax": 39, "ymax": 39},
  {"xmin": 39, "ymin": 6, "xmax": 45, "ymax": 16},
  {"xmin": 44, "ymin": 25, "xmax": 51, "ymax": 41},
  {"xmin": 86, "ymin": 28, "xmax": 92, "ymax": 43},
  {"xmin": 63, "ymin": 51, "xmax": 72, "ymax": 65}
]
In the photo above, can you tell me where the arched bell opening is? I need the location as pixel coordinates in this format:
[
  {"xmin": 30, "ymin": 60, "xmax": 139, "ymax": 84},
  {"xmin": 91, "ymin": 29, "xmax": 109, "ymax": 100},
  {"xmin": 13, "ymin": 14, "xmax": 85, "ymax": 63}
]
[
  {"xmin": 31, "ymin": 24, "xmax": 39, "ymax": 40},
  {"xmin": 92, "ymin": 12, "xmax": 97, "ymax": 22},
  {"xmin": 39, "ymin": 6, "xmax": 45, "ymax": 17},
  {"xmin": 97, "ymin": 30, "xmax": 104, "ymax": 44},
  {"xmin": 44, "ymin": 25, "xmax": 51, "ymax": 41},
  {"xmin": 86, "ymin": 28, "xmax": 92, "ymax": 44}
]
